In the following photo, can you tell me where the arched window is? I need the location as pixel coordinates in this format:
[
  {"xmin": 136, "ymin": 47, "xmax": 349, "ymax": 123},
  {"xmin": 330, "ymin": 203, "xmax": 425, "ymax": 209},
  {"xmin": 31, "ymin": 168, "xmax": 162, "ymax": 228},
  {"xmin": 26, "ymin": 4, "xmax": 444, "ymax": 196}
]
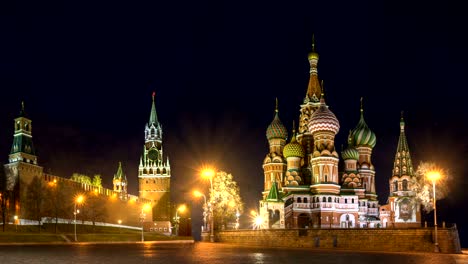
[
  {"xmin": 393, "ymin": 180, "xmax": 398, "ymax": 192},
  {"xmin": 297, "ymin": 197, "xmax": 302, "ymax": 203},
  {"xmin": 346, "ymin": 214, "xmax": 350, "ymax": 221},
  {"xmin": 352, "ymin": 198, "xmax": 355, "ymax": 203},
  {"xmin": 327, "ymin": 197, "xmax": 332, "ymax": 203},
  {"xmin": 322, "ymin": 197, "xmax": 326, "ymax": 202},
  {"xmin": 304, "ymin": 197, "xmax": 308, "ymax": 203},
  {"xmin": 345, "ymin": 199, "xmax": 348, "ymax": 204},
  {"xmin": 402, "ymin": 179, "xmax": 408, "ymax": 191}
]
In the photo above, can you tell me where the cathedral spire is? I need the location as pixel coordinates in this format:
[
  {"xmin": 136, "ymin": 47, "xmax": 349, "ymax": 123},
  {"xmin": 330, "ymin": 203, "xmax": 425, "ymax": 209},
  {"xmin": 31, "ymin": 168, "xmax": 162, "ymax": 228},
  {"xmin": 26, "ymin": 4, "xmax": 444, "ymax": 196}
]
[
  {"xmin": 114, "ymin": 161, "xmax": 126, "ymax": 181},
  {"xmin": 149, "ymin": 91, "xmax": 159, "ymax": 125},
  {"xmin": 392, "ymin": 112, "xmax": 414, "ymax": 177},
  {"xmin": 305, "ymin": 34, "xmax": 322, "ymax": 103}
]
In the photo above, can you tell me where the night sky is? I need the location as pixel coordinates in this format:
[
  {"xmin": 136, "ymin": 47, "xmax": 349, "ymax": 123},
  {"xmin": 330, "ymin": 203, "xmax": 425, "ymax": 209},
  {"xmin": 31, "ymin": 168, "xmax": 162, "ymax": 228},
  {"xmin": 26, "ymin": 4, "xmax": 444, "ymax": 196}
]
[{"xmin": 1, "ymin": 1, "xmax": 467, "ymax": 245}]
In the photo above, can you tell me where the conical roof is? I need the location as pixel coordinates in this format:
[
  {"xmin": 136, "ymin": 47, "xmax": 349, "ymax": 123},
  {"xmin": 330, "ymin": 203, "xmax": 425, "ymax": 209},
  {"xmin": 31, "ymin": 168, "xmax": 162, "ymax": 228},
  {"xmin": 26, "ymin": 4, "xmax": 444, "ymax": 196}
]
[
  {"xmin": 113, "ymin": 162, "xmax": 126, "ymax": 181},
  {"xmin": 392, "ymin": 113, "xmax": 414, "ymax": 177}
]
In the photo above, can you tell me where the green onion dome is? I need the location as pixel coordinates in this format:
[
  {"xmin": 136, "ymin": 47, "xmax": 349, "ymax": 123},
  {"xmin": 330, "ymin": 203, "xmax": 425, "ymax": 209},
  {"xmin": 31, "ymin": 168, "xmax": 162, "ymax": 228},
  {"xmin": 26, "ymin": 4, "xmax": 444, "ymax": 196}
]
[
  {"xmin": 341, "ymin": 147, "xmax": 359, "ymax": 160},
  {"xmin": 266, "ymin": 111, "xmax": 288, "ymax": 140},
  {"xmin": 308, "ymin": 99, "xmax": 340, "ymax": 135},
  {"xmin": 351, "ymin": 108, "xmax": 376, "ymax": 148},
  {"xmin": 283, "ymin": 132, "xmax": 305, "ymax": 158}
]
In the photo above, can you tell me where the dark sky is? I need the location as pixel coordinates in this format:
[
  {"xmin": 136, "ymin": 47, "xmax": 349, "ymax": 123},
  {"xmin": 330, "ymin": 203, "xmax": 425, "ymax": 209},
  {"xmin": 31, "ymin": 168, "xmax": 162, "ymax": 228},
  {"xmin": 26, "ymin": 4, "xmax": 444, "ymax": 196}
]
[{"xmin": 1, "ymin": 1, "xmax": 467, "ymax": 245}]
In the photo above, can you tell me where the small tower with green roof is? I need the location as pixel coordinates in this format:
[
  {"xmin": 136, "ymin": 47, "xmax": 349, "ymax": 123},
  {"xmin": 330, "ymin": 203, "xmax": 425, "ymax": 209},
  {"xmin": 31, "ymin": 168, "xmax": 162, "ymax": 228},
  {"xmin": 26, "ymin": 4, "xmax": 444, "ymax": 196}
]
[{"xmin": 113, "ymin": 162, "xmax": 128, "ymax": 200}]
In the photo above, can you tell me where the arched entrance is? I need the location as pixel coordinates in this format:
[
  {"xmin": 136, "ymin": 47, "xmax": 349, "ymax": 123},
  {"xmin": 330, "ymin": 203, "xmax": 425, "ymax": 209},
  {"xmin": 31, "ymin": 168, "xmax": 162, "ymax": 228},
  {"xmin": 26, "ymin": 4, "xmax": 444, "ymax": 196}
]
[{"xmin": 297, "ymin": 213, "xmax": 309, "ymax": 228}]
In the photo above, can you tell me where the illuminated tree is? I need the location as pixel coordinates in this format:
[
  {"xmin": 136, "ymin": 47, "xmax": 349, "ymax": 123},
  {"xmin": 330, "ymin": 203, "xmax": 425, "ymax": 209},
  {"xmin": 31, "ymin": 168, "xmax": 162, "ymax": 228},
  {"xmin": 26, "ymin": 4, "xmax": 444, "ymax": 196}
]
[
  {"xmin": 209, "ymin": 171, "xmax": 244, "ymax": 230},
  {"xmin": 83, "ymin": 192, "xmax": 108, "ymax": 230},
  {"xmin": 413, "ymin": 162, "xmax": 451, "ymax": 213},
  {"xmin": 70, "ymin": 173, "xmax": 103, "ymax": 188},
  {"xmin": 44, "ymin": 180, "xmax": 73, "ymax": 233}
]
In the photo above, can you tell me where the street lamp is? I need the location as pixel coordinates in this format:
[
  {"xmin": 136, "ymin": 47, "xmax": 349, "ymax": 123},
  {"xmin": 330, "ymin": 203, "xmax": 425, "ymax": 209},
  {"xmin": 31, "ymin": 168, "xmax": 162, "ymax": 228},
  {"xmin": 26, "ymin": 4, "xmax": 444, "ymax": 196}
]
[
  {"xmin": 427, "ymin": 170, "xmax": 441, "ymax": 252},
  {"xmin": 201, "ymin": 168, "xmax": 216, "ymax": 242},
  {"xmin": 174, "ymin": 204, "xmax": 187, "ymax": 236},
  {"xmin": 193, "ymin": 190, "xmax": 208, "ymax": 232},
  {"xmin": 74, "ymin": 195, "xmax": 84, "ymax": 242},
  {"xmin": 14, "ymin": 215, "xmax": 18, "ymax": 232},
  {"xmin": 140, "ymin": 203, "xmax": 151, "ymax": 242},
  {"xmin": 118, "ymin": 220, "xmax": 122, "ymax": 233}
]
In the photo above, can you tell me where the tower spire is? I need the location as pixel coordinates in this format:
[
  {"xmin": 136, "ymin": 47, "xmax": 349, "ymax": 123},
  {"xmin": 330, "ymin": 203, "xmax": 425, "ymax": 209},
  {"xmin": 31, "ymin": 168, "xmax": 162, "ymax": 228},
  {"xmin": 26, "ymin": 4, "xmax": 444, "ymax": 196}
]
[
  {"xmin": 305, "ymin": 34, "xmax": 321, "ymax": 103},
  {"xmin": 149, "ymin": 91, "xmax": 159, "ymax": 125},
  {"xmin": 392, "ymin": 112, "xmax": 414, "ymax": 178},
  {"xmin": 275, "ymin": 97, "xmax": 278, "ymax": 113}
]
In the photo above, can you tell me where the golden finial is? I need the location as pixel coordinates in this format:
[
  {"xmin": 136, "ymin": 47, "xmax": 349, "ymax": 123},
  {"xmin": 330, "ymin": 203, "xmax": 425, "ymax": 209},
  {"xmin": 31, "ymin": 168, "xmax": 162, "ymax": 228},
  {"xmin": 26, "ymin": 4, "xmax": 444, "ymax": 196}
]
[
  {"xmin": 21, "ymin": 101, "xmax": 25, "ymax": 111},
  {"xmin": 360, "ymin": 97, "xmax": 364, "ymax": 112},
  {"xmin": 275, "ymin": 97, "xmax": 278, "ymax": 113},
  {"xmin": 401, "ymin": 110, "xmax": 404, "ymax": 119},
  {"xmin": 152, "ymin": 91, "xmax": 155, "ymax": 101},
  {"xmin": 292, "ymin": 120, "xmax": 296, "ymax": 133},
  {"xmin": 320, "ymin": 80, "xmax": 325, "ymax": 99}
]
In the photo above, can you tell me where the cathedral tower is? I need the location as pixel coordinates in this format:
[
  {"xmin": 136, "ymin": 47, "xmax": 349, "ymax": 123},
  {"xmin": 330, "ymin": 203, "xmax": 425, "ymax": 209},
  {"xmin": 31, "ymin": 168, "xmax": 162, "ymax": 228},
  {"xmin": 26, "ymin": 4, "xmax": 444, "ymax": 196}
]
[
  {"xmin": 113, "ymin": 162, "xmax": 128, "ymax": 201},
  {"xmin": 297, "ymin": 35, "xmax": 323, "ymax": 184},
  {"xmin": 308, "ymin": 95, "xmax": 340, "ymax": 195},
  {"xmin": 388, "ymin": 113, "xmax": 420, "ymax": 227},
  {"xmin": 262, "ymin": 99, "xmax": 288, "ymax": 198},
  {"xmin": 283, "ymin": 121, "xmax": 305, "ymax": 186},
  {"xmin": 138, "ymin": 92, "xmax": 171, "ymax": 222}
]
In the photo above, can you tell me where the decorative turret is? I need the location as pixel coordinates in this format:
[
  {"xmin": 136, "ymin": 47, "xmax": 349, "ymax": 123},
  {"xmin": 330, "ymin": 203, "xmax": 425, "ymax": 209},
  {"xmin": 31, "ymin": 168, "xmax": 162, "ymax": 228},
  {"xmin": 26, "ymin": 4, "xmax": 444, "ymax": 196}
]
[
  {"xmin": 113, "ymin": 162, "xmax": 128, "ymax": 200},
  {"xmin": 283, "ymin": 121, "xmax": 305, "ymax": 186},
  {"xmin": 266, "ymin": 98, "xmax": 288, "ymax": 155},
  {"xmin": 308, "ymin": 96, "xmax": 340, "ymax": 136},
  {"xmin": 283, "ymin": 122, "xmax": 305, "ymax": 159},
  {"xmin": 304, "ymin": 34, "xmax": 322, "ymax": 104},
  {"xmin": 392, "ymin": 113, "xmax": 414, "ymax": 179},
  {"xmin": 351, "ymin": 98, "xmax": 376, "ymax": 149},
  {"xmin": 266, "ymin": 98, "xmax": 288, "ymax": 141},
  {"xmin": 387, "ymin": 112, "xmax": 420, "ymax": 226},
  {"xmin": 341, "ymin": 131, "xmax": 359, "ymax": 161}
]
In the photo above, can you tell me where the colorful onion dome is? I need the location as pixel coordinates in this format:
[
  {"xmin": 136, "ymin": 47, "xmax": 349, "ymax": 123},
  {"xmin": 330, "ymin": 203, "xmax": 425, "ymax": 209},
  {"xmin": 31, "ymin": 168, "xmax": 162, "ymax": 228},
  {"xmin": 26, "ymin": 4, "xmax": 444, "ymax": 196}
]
[
  {"xmin": 351, "ymin": 98, "xmax": 376, "ymax": 148},
  {"xmin": 308, "ymin": 97, "xmax": 340, "ymax": 135},
  {"xmin": 283, "ymin": 124, "xmax": 305, "ymax": 158},
  {"xmin": 341, "ymin": 147, "xmax": 359, "ymax": 160},
  {"xmin": 266, "ymin": 99, "xmax": 288, "ymax": 140}
]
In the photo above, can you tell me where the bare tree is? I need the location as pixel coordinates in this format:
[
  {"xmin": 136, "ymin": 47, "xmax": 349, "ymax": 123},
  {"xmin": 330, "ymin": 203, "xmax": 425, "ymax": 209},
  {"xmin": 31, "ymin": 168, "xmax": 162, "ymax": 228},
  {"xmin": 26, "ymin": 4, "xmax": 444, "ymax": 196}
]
[{"xmin": 83, "ymin": 193, "xmax": 108, "ymax": 231}]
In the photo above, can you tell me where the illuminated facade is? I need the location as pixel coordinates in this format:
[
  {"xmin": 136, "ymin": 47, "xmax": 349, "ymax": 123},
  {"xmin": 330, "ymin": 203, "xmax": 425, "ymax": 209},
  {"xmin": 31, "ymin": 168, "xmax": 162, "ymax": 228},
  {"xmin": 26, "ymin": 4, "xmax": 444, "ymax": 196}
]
[
  {"xmin": 138, "ymin": 92, "xmax": 171, "ymax": 230},
  {"xmin": 379, "ymin": 115, "xmax": 421, "ymax": 227},
  {"xmin": 259, "ymin": 39, "xmax": 383, "ymax": 229},
  {"xmin": 113, "ymin": 162, "xmax": 128, "ymax": 200}
]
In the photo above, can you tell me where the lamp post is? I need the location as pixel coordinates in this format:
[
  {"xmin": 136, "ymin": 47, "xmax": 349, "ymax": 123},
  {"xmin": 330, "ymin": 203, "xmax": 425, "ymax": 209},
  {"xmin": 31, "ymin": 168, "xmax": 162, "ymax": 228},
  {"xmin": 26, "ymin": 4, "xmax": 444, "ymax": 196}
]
[
  {"xmin": 74, "ymin": 195, "xmax": 84, "ymax": 242},
  {"xmin": 14, "ymin": 215, "xmax": 18, "ymax": 232},
  {"xmin": 202, "ymin": 168, "xmax": 216, "ymax": 242},
  {"xmin": 427, "ymin": 171, "xmax": 441, "ymax": 253},
  {"xmin": 193, "ymin": 190, "xmax": 208, "ymax": 232},
  {"xmin": 174, "ymin": 204, "xmax": 186, "ymax": 236}
]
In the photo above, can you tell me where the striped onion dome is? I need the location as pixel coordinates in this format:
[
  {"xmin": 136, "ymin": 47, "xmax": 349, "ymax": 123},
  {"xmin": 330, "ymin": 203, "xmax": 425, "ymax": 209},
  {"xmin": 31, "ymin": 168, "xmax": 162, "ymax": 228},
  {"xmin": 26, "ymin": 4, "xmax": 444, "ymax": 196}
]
[
  {"xmin": 341, "ymin": 147, "xmax": 359, "ymax": 160},
  {"xmin": 308, "ymin": 98, "xmax": 340, "ymax": 135},
  {"xmin": 283, "ymin": 132, "xmax": 305, "ymax": 158},
  {"xmin": 266, "ymin": 111, "xmax": 288, "ymax": 141},
  {"xmin": 351, "ymin": 108, "xmax": 376, "ymax": 148}
]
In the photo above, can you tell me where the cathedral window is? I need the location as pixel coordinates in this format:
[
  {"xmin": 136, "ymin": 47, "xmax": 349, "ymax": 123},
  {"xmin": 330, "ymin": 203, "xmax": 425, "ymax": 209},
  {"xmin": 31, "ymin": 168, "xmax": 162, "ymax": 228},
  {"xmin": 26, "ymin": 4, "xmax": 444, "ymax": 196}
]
[
  {"xmin": 393, "ymin": 181, "xmax": 398, "ymax": 192},
  {"xmin": 328, "ymin": 197, "xmax": 332, "ymax": 203},
  {"xmin": 322, "ymin": 197, "xmax": 326, "ymax": 202},
  {"xmin": 402, "ymin": 179, "xmax": 408, "ymax": 191},
  {"xmin": 297, "ymin": 197, "xmax": 302, "ymax": 203},
  {"xmin": 304, "ymin": 198, "xmax": 308, "ymax": 203},
  {"xmin": 345, "ymin": 199, "xmax": 347, "ymax": 204},
  {"xmin": 352, "ymin": 198, "xmax": 354, "ymax": 204}
]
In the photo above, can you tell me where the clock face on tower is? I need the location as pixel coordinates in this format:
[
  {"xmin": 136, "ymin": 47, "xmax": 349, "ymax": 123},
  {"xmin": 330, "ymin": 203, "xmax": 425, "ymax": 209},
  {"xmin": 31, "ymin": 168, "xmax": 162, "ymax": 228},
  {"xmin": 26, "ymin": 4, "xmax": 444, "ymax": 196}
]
[{"xmin": 148, "ymin": 148, "xmax": 158, "ymax": 161}]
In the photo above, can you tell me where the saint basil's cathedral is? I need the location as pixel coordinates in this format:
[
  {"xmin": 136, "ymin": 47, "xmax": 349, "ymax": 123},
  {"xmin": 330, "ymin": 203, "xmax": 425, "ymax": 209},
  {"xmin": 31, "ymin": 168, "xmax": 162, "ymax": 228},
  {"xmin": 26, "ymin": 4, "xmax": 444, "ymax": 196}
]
[{"xmin": 258, "ymin": 39, "xmax": 421, "ymax": 229}]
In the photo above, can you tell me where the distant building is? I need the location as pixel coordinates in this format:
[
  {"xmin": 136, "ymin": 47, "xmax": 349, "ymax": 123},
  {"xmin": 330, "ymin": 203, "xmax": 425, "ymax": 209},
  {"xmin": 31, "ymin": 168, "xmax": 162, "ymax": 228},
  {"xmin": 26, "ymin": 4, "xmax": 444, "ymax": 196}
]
[
  {"xmin": 138, "ymin": 92, "xmax": 172, "ymax": 233},
  {"xmin": 258, "ymin": 38, "xmax": 420, "ymax": 229}
]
